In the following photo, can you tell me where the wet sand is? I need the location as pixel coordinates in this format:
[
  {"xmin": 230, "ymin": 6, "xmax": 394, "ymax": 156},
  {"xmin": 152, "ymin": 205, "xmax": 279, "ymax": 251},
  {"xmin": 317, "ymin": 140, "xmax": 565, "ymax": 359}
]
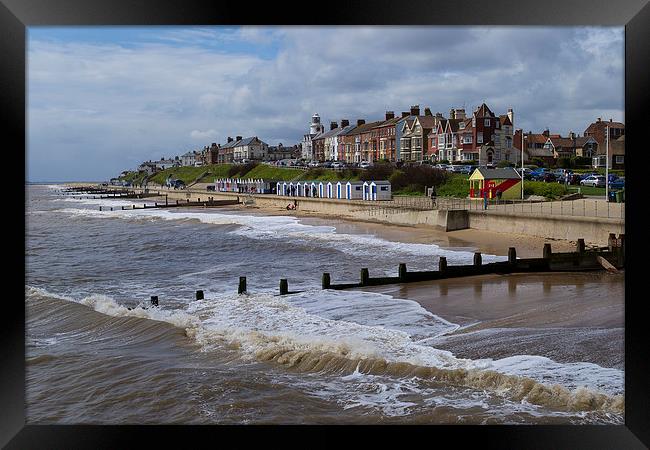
[{"xmin": 361, "ymin": 272, "xmax": 624, "ymax": 369}]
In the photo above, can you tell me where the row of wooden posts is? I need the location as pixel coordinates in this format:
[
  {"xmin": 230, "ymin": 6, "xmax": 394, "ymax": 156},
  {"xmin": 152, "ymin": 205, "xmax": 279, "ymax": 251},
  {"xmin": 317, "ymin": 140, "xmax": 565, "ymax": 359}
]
[
  {"xmin": 144, "ymin": 234, "xmax": 624, "ymax": 306},
  {"xmin": 98, "ymin": 197, "xmax": 239, "ymax": 211}
]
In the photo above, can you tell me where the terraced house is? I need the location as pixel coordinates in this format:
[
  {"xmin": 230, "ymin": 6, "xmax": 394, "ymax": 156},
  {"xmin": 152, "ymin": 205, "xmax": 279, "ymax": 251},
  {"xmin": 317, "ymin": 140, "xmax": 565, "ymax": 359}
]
[
  {"xmin": 400, "ymin": 110, "xmax": 438, "ymax": 162},
  {"xmin": 232, "ymin": 136, "xmax": 268, "ymax": 162},
  {"xmin": 430, "ymin": 104, "xmax": 515, "ymax": 164},
  {"xmin": 370, "ymin": 111, "xmax": 400, "ymax": 161}
]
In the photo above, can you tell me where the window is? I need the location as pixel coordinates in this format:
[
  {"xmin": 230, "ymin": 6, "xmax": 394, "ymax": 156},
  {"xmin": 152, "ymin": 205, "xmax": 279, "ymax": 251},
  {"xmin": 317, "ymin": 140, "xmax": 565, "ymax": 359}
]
[
  {"xmin": 615, "ymin": 155, "xmax": 624, "ymax": 164},
  {"xmin": 477, "ymin": 132, "xmax": 483, "ymax": 144},
  {"xmin": 484, "ymin": 119, "xmax": 490, "ymax": 126},
  {"xmin": 459, "ymin": 122, "xmax": 465, "ymax": 129},
  {"xmin": 356, "ymin": 186, "xmax": 361, "ymax": 190},
  {"xmin": 381, "ymin": 186, "xmax": 388, "ymax": 191}
]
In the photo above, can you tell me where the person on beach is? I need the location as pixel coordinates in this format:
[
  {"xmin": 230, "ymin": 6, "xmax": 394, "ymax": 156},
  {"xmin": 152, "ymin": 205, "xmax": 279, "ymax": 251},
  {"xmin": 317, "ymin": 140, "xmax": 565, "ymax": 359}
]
[{"xmin": 483, "ymin": 191, "xmax": 488, "ymax": 210}]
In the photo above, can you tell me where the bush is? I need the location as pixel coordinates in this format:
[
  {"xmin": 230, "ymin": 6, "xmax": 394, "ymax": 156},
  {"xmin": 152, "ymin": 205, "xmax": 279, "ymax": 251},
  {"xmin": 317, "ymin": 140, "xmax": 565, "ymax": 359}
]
[
  {"xmin": 532, "ymin": 158, "xmax": 546, "ymax": 168},
  {"xmin": 227, "ymin": 161, "xmax": 259, "ymax": 177},
  {"xmin": 359, "ymin": 162, "xmax": 394, "ymax": 181},
  {"xmin": 438, "ymin": 159, "xmax": 450, "ymax": 165},
  {"xmin": 497, "ymin": 160, "xmax": 515, "ymax": 168},
  {"xmin": 523, "ymin": 181, "xmax": 568, "ymax": 199},
  {"xmin": 387, "ymin": 165, "xmax": 449, "ymax": 192},
  {"xmin": 557, "ymin": 157, "xmax": 572, "ymax": 169}
]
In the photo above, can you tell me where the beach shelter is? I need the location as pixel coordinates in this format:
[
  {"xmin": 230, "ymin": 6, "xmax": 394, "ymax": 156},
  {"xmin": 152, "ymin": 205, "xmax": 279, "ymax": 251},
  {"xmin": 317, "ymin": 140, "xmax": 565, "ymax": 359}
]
[
  {"xmin": 370, "ymin": 181, "xmax": 392, "ymax": 200},
  {"xmin": 468, "ymin": 168, "xmax": 521, "ymax": 200},
  {"xmin": 326, "ymin": 182, "xmax": 334, "ymax": 198},
  {"xmin": 345, "ymin": 181, "xmax": 364, "ymax": 200},
  {"xmin": 336, "ymin": 181, "xmax": 344, "ymax": 199}
]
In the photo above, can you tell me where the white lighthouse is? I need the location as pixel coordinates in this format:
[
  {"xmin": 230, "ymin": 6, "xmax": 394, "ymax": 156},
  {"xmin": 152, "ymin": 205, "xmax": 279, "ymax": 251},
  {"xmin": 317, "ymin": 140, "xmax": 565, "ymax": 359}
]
[
  {"xmin": 310, "ymin": 113, "xmax": 324, "ymax": 135},
  {"xmin": 303, "ymin": 113, "xmax": 325, "ymax": 161}
]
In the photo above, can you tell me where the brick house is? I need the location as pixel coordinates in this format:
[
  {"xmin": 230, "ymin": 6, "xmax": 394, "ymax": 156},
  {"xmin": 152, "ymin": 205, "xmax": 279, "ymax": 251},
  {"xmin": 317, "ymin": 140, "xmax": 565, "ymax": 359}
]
[
  {"xmin": 232, "ymin": 136, "xmax": 268, "ymax": 162},
  {"xmin": 218, "ymin": 137, "xmax": 238, "ymax": 164},
  {"xmin": 585, "ymin": 118, "xmax": 625, "ymax": 169},
  {"xmin": 369, "ymin": 111, "xmax": 400, "ymax": 162}
]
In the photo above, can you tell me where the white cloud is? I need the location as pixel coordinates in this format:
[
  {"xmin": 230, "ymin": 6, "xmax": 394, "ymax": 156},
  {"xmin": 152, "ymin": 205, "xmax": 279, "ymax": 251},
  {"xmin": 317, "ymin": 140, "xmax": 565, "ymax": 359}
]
[{"xmin": 27, "ymin": 26, "xmax": 623, "ymax": 181}]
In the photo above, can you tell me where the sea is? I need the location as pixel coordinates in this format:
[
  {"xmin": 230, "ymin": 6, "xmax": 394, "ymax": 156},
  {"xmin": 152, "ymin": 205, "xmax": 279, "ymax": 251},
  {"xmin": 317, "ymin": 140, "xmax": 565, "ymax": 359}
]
[{"xmin": 25, "ymin": 184, "xmax": 624, "ymax": 424}]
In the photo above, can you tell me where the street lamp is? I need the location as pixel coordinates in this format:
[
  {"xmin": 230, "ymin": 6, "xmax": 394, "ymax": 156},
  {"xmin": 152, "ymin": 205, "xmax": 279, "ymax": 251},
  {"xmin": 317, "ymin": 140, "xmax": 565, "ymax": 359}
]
[{"xmin": 521, "ymin": 132, "xmax": 525, "ymax": 200}]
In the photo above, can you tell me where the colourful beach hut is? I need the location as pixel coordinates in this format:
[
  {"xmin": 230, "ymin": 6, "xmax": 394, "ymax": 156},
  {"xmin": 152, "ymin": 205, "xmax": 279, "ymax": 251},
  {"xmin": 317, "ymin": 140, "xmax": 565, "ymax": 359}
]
[{"xmin": 468, "ymin": 167, "xmax": 522, "ymax": 200}]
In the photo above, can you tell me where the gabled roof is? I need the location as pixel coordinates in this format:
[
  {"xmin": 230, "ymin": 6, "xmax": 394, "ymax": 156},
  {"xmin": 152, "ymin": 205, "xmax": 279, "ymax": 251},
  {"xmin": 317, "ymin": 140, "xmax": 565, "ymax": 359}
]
[
  {"xmin": 234, "ymin": 136, "xmax": 265, "ymax": 147},
  {"xmin": 415, "ymin": 115, "xmax": 437, "ymax": 130},
  {"xmin": 347, "ymin": 121, "xmax": 383, "ymax": 136},
  {"xmin": 471, "ymin": 167, "xmax": 520, "ymax": 180},
  {"xmin": 474, "ymin": 103, "xmax": 495, "ymax": 118},
  {"xmin": 499, "ymin": 114, "xmax": 512, "ymax": 126}
]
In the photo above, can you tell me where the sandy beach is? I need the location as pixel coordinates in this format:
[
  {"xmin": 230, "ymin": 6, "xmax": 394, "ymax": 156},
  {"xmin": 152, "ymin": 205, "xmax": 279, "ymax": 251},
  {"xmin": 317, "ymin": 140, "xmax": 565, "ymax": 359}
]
[{"xmin": 237, "ymin": 202, "xmax": 578, "ymax": 258}]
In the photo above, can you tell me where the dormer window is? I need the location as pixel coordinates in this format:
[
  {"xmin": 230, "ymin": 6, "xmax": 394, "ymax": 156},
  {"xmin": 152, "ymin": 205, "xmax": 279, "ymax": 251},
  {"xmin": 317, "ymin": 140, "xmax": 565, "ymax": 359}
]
[
  {"xmin": 459, "ymin": 122, "xmax": 465, "ymax": 129},
  {"xmin": 484, "ymin": 119, "xmax": 491, "ymax": 126}
]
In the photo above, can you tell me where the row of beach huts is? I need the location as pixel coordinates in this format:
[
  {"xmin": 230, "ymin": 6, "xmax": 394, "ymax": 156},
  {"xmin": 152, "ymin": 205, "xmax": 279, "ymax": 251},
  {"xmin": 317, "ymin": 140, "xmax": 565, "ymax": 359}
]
[{"xmin": 212, "ymin": 178, "xmax": 392, "ymax": 201}]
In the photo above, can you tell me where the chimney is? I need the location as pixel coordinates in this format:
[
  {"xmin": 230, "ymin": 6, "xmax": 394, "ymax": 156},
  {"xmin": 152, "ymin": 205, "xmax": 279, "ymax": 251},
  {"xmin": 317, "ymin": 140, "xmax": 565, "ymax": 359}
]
[
  {"xmin": 236, "ymin": 136, "xmax": 242, "ymax": 141},
  {"xmin": 385, "ymin": 111, "xmax": 394, "ymax": 120},
  {"xmin": 456, "ymin": 109, "xmax": 466, "ymax": 119},
  {"xmin": 410, "ymin": 105, "xmax": 420, "ymax": 116},
  {"xmin": 449, "ymin": 108, "xmax": 456, "ymax": 119},
  {"xmin": 610, "ymin": 118, "xmax": 613, "ymax": 122},
  {"xmin": 401, "ymin": 111, "xmax": 410, "ymax": 118},
  {"xmin": 597, "ymin": 118, "xmax": 601, "ymax": 122},
  {"xmin": 424, "ymin": 107, "xmax": 432, "ymax": 116},
  {"xmin": 357, "ymin": 119, "xmax": 366, "ymax": 126},
  {"xmin": 341, "ymin": 119, "xmax": 350, "ymax": 127},
  {"xmin": 507, "ymin": 108, "xmax": 514, "ymax": 125},
  {"xmin": 569, "ymin": 131, "xmax": 575, "ymax": 139},
  {"xmin": 435, "ymin": 112, "xmax": 443, "ymax": 119},
  {"xmin": 227, "ymin": 137, "xmax": 233, "ymax": 143},
  {"xmin": 330, "ymin": 121, "xmax": 338, "ymax": 130},
  {"xmin": 542, "ymin": 129, "xmax": 550, "ymax": 137}
]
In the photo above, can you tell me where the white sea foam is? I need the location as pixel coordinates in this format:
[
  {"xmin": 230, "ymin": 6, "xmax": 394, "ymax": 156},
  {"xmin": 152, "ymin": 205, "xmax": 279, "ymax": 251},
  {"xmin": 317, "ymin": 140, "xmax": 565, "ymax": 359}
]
[
  {"xmin": 26, "ymin": 284, "xmax": 624, "ymax": 414},
  {"xmin": 53, "ymin": 205, "xmax": 505, "ymax": 265}
]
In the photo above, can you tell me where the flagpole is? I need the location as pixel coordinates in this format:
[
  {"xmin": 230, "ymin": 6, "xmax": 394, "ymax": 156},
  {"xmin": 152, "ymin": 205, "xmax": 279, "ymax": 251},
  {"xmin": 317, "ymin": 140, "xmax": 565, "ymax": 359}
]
[
  {"xmin": 605, "ymin": 125, "xmax": 609, "ymax": 200},
  {"xmin": 521, "ymin": 130, "xmax": 524, "ymax": 200}
]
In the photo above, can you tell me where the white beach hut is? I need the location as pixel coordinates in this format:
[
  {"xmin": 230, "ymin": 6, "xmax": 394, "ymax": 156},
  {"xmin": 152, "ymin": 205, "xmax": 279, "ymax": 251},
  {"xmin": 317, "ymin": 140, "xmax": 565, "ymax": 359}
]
[
  {"xmin": 345, "ymin": 181, "xmax": 364, "ymax": 200},
  {"xmin": 326, "ymin": 182, "xmax": 334, "ymax": 199},
  {"xmin": 309, "ymin": 182, "xmax": 318, "ymax": 198},
  {"xmin": 336, "ymin": 181, "xmax": 344, "ymax": 199},
  {"xmin": 362, "ymin": 181, "xmax": 371, "ymax": 200},
  {"xmin": 318, "ymin": 182, "xmax": 325, "ymax": 198}
]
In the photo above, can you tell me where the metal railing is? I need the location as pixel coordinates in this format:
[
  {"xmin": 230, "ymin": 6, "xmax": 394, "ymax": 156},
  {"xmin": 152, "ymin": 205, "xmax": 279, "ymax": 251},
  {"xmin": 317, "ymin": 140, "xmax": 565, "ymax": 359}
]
[{"xmin": 435, "ymin": 197, "xmax": 625, "ymax": 219}]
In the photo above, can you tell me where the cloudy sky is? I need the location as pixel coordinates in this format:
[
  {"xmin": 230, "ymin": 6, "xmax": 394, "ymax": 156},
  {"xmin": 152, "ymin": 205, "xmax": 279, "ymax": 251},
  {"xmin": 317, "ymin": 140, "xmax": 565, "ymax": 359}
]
[{"xmin": 27, "ymin": 26, "xmax": 624, "ymax": 181}]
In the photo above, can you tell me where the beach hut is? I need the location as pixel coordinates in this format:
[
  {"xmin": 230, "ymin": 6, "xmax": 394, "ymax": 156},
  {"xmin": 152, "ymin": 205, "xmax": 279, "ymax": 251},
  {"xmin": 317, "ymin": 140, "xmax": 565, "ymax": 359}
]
[
  {"xmin": 468, "ymin": 167, "xmax": 521, "ymax": 200},
  {"xmin": 362, "ymin": 181, "xmax": 371, "ymax": 200},
  {"xmin": 318, "ymin": 182, "xmax": 325, "ymax": 198},
  {"xmin": 309, "ymin": 182, "xmax": 318, "ymax": 198},
  {"xmin": 345, "ymin": 181, "xmax": 364, "ymax": 200},
  {"xmin": 288, "ymin": 182, "xmax": 296, "ymax": 197},
  {"xmin": 336, "ymin": 181, "xmax": 344, "ymax": 199},
  {"xmin": 326, "ymin": 182, "xmax": 334, "ymax": 199},
  {"xmin": 370, "ymin": 181, "xmax": 392, "ymax": 200}
]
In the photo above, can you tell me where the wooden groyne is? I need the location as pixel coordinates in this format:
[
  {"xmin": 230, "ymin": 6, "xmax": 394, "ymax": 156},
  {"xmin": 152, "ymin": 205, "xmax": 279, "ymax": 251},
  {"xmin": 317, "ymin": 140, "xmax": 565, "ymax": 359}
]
[
  {"xmin": 322, "ymin": 235, "xmax": 625, "ymax": 291},
  {"xmin": 98, "ymin": 198, "xmax": 239, "ymax": 211}
]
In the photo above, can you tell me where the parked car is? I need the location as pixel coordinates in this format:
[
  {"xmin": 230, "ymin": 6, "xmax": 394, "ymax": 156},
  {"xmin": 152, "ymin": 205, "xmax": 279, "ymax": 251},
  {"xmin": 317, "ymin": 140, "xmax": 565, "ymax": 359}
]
[
  {"xmin": 580, "ymin": 175, "xmax": 606, "ymax": 187},
  {"xmin": 450, "ymin": 165, "xmax": 466, "ymax": 173},
  {"xmin": 609, "ymin": 178, "xmax": 625, "ymax": 190},
  {"xmin": 331, "ymin": 161, "xmax": 344, "ymax": 169},
  {"xmin": 359, "ymin": 161, "xmax": 372, "ymax": 169},
  {"xmin": 308, "ymin": 161, "xmax": 320, "ymax": 167}
]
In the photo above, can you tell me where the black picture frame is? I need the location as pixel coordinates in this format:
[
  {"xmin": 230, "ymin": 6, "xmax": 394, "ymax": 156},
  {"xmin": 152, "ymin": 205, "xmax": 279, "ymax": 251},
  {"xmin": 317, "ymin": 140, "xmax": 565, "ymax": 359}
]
[{"xmin": 4, "ymin": 0, "xmax": 648, "ymax": 447}]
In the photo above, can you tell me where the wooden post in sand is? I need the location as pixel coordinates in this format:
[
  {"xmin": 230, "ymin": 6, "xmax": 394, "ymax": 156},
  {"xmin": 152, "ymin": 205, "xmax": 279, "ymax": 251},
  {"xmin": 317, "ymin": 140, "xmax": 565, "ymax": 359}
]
[
  {"xmin": 608, "ymin": 233, "xmax": 616, "ymax": 252},
  {"xmin": 195, "ymin": 290, "xmax": 204, "ymax": 300},
  {"xmin": 322, "ymin": 273, "xmax": 331, "ymax": 289},
  {"xmin": 398, "ymin": 263, "xmax": 407, "ymax": 282},
  {"xmin": 150, "ymin": 295, "xmax": 158, "ymax": 307},
  {"xmin": 473, "ymin": 252, "xmax": 482, "ymax": 266},
  {"xmin": 576, "ymin": 239, "xmax": 585, "ymax": 253},
  {"xmin": 543, "ymin": 243, "xmax": 552, "ymax": 259},
  {"xmin": 279, "ymin": 279, "xmax": 288, "ymax": 295},
  {"xmin": 360, "ymin": 268, "xmax": 369, "ymax": 286},
  {"xmin": 238, "ymin": 277, "xmax": 247, "ymax": 295},
  {"xmin": 439, "ymin": 257, "xmax": 447, "ymax": 272},
  {"xmin": 508, "ymin": 247, "xmax": 517, "ymax": 264}
]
